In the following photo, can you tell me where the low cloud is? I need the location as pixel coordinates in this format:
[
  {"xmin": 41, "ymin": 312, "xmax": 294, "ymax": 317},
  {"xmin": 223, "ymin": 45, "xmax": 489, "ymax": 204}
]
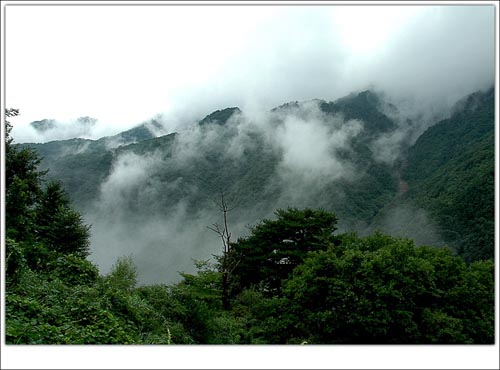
[
  {"xmin": 84, "ymin": 102, "xmax": 372, "ymax": 284},
  {"xmin": 274, "ymin": 107, "xmax": 363, "ymax": 181},
  {"xmin": 364, "ymin": 203, "xmax": 446, "ymax": 248},
  {"xmin": 8, "ymin": 6, "xmax": 493, "ymax": 147},
  {"xmin": 9, "ymin": 114, "xmax": 178, "ymax": 146}
]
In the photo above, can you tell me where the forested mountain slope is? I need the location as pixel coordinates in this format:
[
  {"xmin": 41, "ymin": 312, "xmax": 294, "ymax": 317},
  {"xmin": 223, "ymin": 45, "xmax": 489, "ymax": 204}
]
[
  {"xmin": 22, "ymin": 120, "xmax": 165, "ymax": 208},
  {"xmin": 22, "ymin": 90, "xmax": 399, "ymax": 229},
  {"xmin": 5, "ymin": 88, "xmax": 495, "ymax": 345},
  {"xmin": 18, "ymin": 87, "xmax": 495, "ymax": 279},
  {"xmin": 403, "ymin": 87, "xmax": 495, "ymax": 262}
]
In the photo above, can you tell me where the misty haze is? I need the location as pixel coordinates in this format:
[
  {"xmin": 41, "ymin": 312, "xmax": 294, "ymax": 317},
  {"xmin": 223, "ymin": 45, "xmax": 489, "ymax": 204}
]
[{"xmin": 3, "ymin": 2, "xmax": 496, "ymax": 353}]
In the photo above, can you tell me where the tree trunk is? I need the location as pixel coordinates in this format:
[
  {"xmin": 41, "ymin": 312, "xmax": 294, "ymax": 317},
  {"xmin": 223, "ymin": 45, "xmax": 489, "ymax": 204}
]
[{"xmin": 222, "ymin": 270, "xmax": 230, "ymax": 310}]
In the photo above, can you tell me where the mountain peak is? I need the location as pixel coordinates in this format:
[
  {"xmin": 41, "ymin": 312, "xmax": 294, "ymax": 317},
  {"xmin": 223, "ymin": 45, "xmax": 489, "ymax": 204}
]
[
  {"xmin": 451, "ymin": 86, "xmax": 494, "ymax": 116},
  {"xmin": 198, "ymin": 107, "xmax": 241, "ymax": 126},
  {"xmin": 30, "ymin": 119, "xmax": 57, "ymax": 132},
  {"xmin": 270, "ymin": 101, "xmax": 301, "ymax": 113},
  {"xmin": 335, "ymin": 89, "xmax": 381, "ymax": 108}
]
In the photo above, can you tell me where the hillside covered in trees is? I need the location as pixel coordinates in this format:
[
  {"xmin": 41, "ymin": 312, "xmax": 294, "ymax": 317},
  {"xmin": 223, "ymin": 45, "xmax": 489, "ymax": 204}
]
[
  {"xmin": 403, "ymin": 88, "xmax": 495, "ymax": 262},
  {"xmin": 4, "ymin": 87, "xmax": 495, "ymax": 344},
  {"xmin": 18, "ymin": 88, "xmax": 495, "ymax": 279}
]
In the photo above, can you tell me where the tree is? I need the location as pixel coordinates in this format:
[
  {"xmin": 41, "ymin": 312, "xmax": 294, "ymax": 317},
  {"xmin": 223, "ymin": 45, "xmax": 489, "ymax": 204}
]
[
  {"xmin": 228, "ymin": 208, "xmax": 338, "ymax": 297},
  {"xmin": 5, "ymin": 108, "xmax": 90, "ymax": 262},
  {"xmin": 5, "ymin": 108, "xmax": 19, "ymax": 145},
  {"xmin": 208, "ymin": 190, "xmax": 239, "ymax": 310},
  {"xmin": 5, "ymin": 108, "xmax": 47, "ymax": 240},
  {"xmin": 34, "ymin": 181, "xmax": 90, "ymax": 258},
  {"xmin": 4, "ymin": 109, "xmax": 177, "ymax": 345},
  {"xmin": 278, "ymin": 232, "xmax": 494, "ymax": 344},
  {"xmin": 105, "ymin": 256, "xmax": 138, "ymax": 292}
]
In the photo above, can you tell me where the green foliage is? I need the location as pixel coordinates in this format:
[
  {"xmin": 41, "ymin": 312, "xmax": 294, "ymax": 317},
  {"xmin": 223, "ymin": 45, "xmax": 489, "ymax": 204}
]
[
  {"xmin": 177, "ymin": 260, "xmax": 222, "ymax": 306},
  {"xmin": 140, "ymin": 260, "xmax": 248, "ymax": 344},
  {"xmin": 5, "ymin": 110, "xmax": 91, "ymax": 274},
  {"xmin": 6, "ymin": 204, "xmax": 494, "ymax": 344},
  {"xmin": 5, "ymin": 268, "xmax": 136, "ymax": 344},
  {"xmin": 105, "ymin": 255, "xmax": 138, "ymax": 292},
  {"xmin": 35, "ymin": 181, "xmax": 70, "ymax": 222},
  {"xmin": 278, "ymin": 232, "xmax": 494, "ymax": 344},
  {"xmin": 35, "ymin": 181, "xmax": 91, "ymax": 258},
  {"xmin": 136, "ymin": 284, "xmax": 194, "ymax": 344},
  {"xmin": 46, "ymin": 254, "xmax": 99, "ymax": 286},
  {"xmin": 5, "ymin": 144, "xmax": 46, "ymax": 240},
  {"xmin": 5, "ymin": 108, "xmax": 145, "ymax": 344},
  {"xmin": 230, "ymin": 287, "xmax": 285, "ymax": 343},
  {"xmin": 229, "ymin": 208, "xmax": 338, "ymax": 297},
  {"xmin": 5, "ymin": 238, "xmax": 27, "ymax": 285},
  {"xmin": 20, "ymin": 241, "xmax": 57, "ymax": 273},
  {"xmin": 404, "ymin": 87, "xmax": 494, "ymax": 261},
  {"xmin": 198, "ymin": 107, "xmax": 241, "ymax": 126},
  {"xmin": 444, "ymin": 259, "xmax": 495, "ymax": 343},
  {"xmin": 319, "ymin": 90, "xmax": 397, "ymax": 137},
  {"xmin": 98, "ymin": 257, "xmax": 189, "ymax": 344},
  {"xmin": 6, "ymin": 254, "xmax": 179, "ymax": 344},
  {"xmin": 168, "ymin": 261, "xmax": 224, "ymax": 343}
]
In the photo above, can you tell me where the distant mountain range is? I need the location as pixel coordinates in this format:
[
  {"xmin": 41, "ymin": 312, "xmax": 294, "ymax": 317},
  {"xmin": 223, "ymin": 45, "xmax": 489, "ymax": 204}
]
[{"xmin": 20, "ymin": 87, "xmax": 495, "ymax": 269}]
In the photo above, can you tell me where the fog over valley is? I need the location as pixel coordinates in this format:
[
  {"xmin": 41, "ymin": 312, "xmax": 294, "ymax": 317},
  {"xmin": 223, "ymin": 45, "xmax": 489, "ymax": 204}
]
[
  {"xmin": 6, "ymin": 5, "xmax": 495, "ymax": 285},
  {"xmin": 19, "ymin": 87, "xmax": 492, "ymax": 284}
]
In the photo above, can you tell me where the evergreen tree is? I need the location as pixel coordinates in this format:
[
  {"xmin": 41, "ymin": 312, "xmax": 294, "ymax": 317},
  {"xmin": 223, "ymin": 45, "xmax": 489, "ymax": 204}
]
[
  {"xmin": 5, "ymin": 109, "xmax": 90, "ymax": 264},
  {"xmin": 5, "ymin": 109, "xmax": 46, "ymax": 240},
  {"xmin": 35, "ymin": 181, "xmax": 90, "ymax": 257},
  {"xmin": 229, "ymin": 208, "xmax": 338, "ymax": 297}
]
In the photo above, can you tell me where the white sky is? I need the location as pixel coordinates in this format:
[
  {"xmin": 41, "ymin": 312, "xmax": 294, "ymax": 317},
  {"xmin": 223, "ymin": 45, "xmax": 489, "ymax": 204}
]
[{"xmin": 3, "ymin": 2, "xmax": 496, "ymax": 140}]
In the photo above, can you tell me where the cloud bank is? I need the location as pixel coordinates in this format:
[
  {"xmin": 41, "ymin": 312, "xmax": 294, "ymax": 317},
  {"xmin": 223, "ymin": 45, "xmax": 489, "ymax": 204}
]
[
  {"xmin": 84, "ymin": 102, "xmax": 373, "ymax": 284},
  {"xmin": 6, "ymin": 5, "xmax": 494, "ymax": 144}
]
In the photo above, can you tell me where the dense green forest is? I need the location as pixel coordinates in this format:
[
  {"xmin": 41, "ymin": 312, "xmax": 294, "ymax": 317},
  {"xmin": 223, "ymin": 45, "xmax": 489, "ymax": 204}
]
[
  {"xmin": 403, "ymin": 88, "xmax": 495, "ymax": 262},
  {"xmin": 4, "ymin": 88, "xmax": 495, "ymax": 344}
]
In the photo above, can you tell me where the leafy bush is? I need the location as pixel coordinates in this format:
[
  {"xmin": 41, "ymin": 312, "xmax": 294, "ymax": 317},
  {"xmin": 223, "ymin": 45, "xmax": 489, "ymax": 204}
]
[
  {"xmin": 46, "ymin": 254, "xmax": 99, "ymax": 286},
  {"xmin": 279, "ymin": 233, "xmax": 494, "ymax": 344}
]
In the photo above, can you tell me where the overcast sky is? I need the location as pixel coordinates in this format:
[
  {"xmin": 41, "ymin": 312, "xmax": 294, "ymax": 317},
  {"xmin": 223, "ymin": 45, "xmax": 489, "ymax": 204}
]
[{"xmin": 4, "ymin": 2, "xmax": 496, "ymax": 140}]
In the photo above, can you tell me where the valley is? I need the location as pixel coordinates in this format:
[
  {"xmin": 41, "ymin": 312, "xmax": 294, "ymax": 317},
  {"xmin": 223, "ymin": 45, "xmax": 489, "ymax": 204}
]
[{"xmin": 18, "ymin": 87, "xmax": 495, "ymax": 283}]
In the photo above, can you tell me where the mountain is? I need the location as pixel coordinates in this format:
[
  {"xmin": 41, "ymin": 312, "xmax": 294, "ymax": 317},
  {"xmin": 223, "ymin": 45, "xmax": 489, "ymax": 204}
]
[
  {"xmin": 17, "ymin": 88, "xmax": 495, "ymax": 283},
  {"xmin": 109, "ymin": 119, "xmax": 166, "ymax": 142},
  {"xmin": 198, "ymin": 107, "xmax": 241, "ymax": 126},
  {"xmin": 20, "ymin": 118, "xmax": 168, "ymax": 208},
  {"xmin": 30, "ymin": 116, "xmax": 98, "ymax": 136},
  {"xmin": 30, "ymin": 119, "xmax": 57, "ymax": 132},
  {"xmin": 402, "ymin": 87, "xmax": 495, "ymax": 262},
  {"xmin": 319, "ymin": 90, "xmax": 397, "ymax": 136},
  {"xmin": 23, "ymin": 90, "xmax": 398, "ymax": 226}
]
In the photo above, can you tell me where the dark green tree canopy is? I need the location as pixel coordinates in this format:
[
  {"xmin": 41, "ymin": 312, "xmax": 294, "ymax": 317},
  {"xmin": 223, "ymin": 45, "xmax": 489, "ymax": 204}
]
[
  {"xmin": 35, "ymin": 181, "xmax": 90, "ymax": 258},
  {"xmin": 403, "ymin": 87, "xmax": 494, "ymax": 262},
  {"xmin": 5, "ymin": 109, "xmax": 47, "ymax": 240},
  {"xmin": 229, "ymin": 208, "xmax": 338, "ymax": 296},
  {"xmin": 5, "ymin": 109, "xmax": 91, "ymax": 264},
  {"xmin": 278, "ymin": 233, "xmax": 494, "ymax": 344}
]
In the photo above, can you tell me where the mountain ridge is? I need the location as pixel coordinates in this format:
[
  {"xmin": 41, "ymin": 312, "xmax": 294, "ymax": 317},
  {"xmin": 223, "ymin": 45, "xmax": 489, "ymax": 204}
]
[{"xmin": 16, "ymin": 87, "xmax": 494, "ymax": 281}]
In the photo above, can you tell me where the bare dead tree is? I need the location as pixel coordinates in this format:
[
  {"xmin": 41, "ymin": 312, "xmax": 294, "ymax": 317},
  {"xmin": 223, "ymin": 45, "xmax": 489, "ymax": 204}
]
[{"xmin": 207, "ymin": 189, "xmax": 239, "ymax": 310}]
